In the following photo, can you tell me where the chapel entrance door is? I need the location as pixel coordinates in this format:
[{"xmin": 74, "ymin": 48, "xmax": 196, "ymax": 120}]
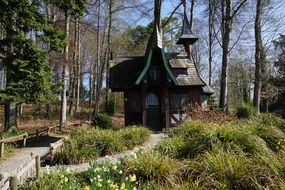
[{"xmin": 146, "ymin": 92, "xmax": 162, "ymax": 131}]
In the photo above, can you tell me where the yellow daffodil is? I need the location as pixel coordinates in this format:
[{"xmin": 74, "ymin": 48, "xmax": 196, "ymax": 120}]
[
  {"xmin": 120, "ymin": 182, "xmax": 126, "ymax": 190},
  {"xmin": 112, "ymin": 165, "xmax": 118, "ymax": 171},
  {"xmin": 110, "ymin": 183, "xmax": 119, "ymax": 190},
  {"xmin": 83, "ymin": 186, "xmax": 91, "ymax": 190},
  {"xmin": 130, "ymin": 174, "xmax": 136, "ymax": 182}
]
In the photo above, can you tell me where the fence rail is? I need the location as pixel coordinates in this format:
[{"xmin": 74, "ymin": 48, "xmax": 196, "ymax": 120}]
[{"xmin": 0, "ymin": 124, "xmax": 78, "ymax": 189}]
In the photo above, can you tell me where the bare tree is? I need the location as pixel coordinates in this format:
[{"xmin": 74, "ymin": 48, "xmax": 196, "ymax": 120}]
[
  {"xmin": 253, "ymin": 0, "xmax": 263, "ymax": 112},
  {"xmin": 218, "ymin": 0, "xmax": 247, "ymax": 112}
]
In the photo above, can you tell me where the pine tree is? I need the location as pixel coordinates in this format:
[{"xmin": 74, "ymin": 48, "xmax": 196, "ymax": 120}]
[{"xmin": 0, "ymin": 0, "xmax": 65, "ymax": 132}]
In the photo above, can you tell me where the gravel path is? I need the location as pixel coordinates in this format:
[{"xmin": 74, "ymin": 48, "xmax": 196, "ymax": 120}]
[{"xmin": 46, "ymin": 133, "xmax": 167, "ymax": 173}]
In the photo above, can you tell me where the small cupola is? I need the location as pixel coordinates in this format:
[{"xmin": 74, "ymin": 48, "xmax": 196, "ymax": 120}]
[{"xmin": 176, "ymin": 1, "xmax": 198, "ymax": 57}]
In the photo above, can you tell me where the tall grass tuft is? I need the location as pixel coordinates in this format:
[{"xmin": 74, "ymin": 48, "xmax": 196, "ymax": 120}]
[
  {"xmin": 53, "ymin": 126, "xmax": 150, "ymax": 164},
  {"xmin": 121, "ymin": 150, "xmax": 187, "ymax": 186}
]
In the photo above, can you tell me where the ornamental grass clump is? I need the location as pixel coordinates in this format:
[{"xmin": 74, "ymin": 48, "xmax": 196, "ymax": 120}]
[
  {"xmin": 121, "ymin": 150, "xmax": 187, "ymax": 185},
  {"xmin": 193, "ymin": 148, "xmax": 257, "ymax": 189},
  {"xmin": 53, "ymin": 126, "xmax": 150, "ymax": 165},
  {"xmin": 118, "ymin": 126, "xmax": 151, "ymax": 149},
  {"xmin": 153, "ymin": 114, "xmax": 285, "ymax": 189}
]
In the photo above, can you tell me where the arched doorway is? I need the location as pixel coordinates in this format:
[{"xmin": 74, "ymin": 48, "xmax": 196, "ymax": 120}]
[{"xmin": 145, "ymin": 92, "xmax": 162, "ymax": 131}]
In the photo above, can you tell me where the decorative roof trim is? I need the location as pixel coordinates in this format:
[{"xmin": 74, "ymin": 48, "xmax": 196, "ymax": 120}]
[
  {"xmin": 135, "ymin": 48, "xmax": 178, "ymax": 85},
  {"xmin": 135, "ymin": 49, "xmax": 153, "ymax": 85},
  {"xmin": 161, "ymin": 49, "xmax": 178, "ymax": 85}
]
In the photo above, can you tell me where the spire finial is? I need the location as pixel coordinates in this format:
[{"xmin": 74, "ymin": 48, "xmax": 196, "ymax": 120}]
[{"xmin": 176, "ymin": 0, "xmax": 198, "ymax": 56}]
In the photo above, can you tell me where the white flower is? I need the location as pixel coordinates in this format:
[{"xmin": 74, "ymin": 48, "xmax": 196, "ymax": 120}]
[{"xmin": 45, "ymin": 165, "xmax": 50, "ymax": 174}]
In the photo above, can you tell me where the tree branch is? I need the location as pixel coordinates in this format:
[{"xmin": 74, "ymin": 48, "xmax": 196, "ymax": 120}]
[
  {"xmin": 228, "ymin": 19, "xmax": 252, "ymax": 53},
  {"xmin": 231, "ymin": 0, "xmax": 247, "ymax": 18},
  {"xmin": 162, "ymin": 2, "xmax": 183, "ymax": 28}
]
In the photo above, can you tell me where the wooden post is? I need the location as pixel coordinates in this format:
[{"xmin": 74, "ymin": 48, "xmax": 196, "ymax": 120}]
[
  {"xmin": 36, "ymin": 129, "xmax": 39, "ymax": 141},
  {"xmin": 141, "ymin": 84, "xmax": 147, "ymax": 127},
  {"xmin": 23, "ymin": 136, "xmax": 27, "ymax": 147},
  {"xmin": 35, "ymin": 155, "xmax": 41, "ymax": 178},
  {"xmin": 9, "ymin": 176, "xmax": 17, "ymax": 190},
  {"xmin": 163, "ymin": 86, "xmax": 170, "ymax": 131},
  {"xmin": 49, "ymin": 143, "xmax": 54, "ymax": 161},
  {"xmin": 0, "ymin": 142, "xmax": 4, "ymax": 158}
]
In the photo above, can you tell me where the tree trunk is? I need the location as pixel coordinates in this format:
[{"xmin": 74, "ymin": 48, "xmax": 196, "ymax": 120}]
[
  {"xmin": 208, "ymin": 0, "xmax": 214, "ymax": 86},
  {"xmin": 94, "ymin": 0, "xmax": 101, "ymax": 116},
  {"xmin": 189, "ymin": 0, "xmax": 195, "ymax": 30},
  {"xmin": 75, "ymin": 19, "xmax": 81, "ymax": 112},
  {"xmin": 69, "ymin": 17, "xmax": 79, "ymax": 117},
  {"xmin": 88, "ymin": 72, "xmax": 93, "ymax": 120},
  {"xmin": 105, "ymin": 0, "xmax": 113, "ymax": 110},
  {"xmin": 46, "ymin": 103, "xmax": 52, "ymax": 120},
  {"xmin": 219, "ymin": 0, "xmax": 231, "ymax": 112},
  {"xmin": 253, "ymin": 0, "xmax": 262, "ymax": 112},
  {"xmin": 60, "ymin": 11, "xmax": 70, "ymax": 129},
  {"xmin": 4, "ymin": 32, "xmax": 18, "ymax": 132}
]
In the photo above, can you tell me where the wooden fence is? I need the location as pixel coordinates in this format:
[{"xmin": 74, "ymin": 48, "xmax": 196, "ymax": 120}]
[
  {"xmin": 0, "ymin": 154, "xmax": 42, "ymax": 190},
  {"xmin": 0, "ymin": 126, "xmax": 66, "ymax": 190}
]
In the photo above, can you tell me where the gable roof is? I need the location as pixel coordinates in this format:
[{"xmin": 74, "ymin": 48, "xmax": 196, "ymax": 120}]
[
  {"xmin": 109, "ymin": 52, "xmax": 213, "ymax": 93},
  {"xmin": 135, "ymin": 48, "xmax": 178, "ymax": 86}
]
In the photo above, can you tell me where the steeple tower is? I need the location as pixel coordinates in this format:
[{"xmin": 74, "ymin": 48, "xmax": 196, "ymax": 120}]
[
  {"xmin": 145, "ymin": 0, "xmax": 163, "ymax": 50},
  {"xmin": 176, "ymin": 0, "xmax": 198, "ymax": 57}
]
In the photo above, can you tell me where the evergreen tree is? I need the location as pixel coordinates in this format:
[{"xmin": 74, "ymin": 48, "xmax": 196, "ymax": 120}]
[{"xmin": 0, "ymin": 0, "xmax": 65, "ymax": 132}]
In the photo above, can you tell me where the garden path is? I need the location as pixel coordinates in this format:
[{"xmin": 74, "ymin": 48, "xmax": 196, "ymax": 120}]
[
  {"xmin": 46, "ymin": 133, "xmax": 167, "ymax": 173},
  {"xmin": 0, "ymin": 136, "xmax": 60, "ymax": 180}
]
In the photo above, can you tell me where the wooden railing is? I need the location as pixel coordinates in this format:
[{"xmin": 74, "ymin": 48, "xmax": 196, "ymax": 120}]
[{"xmin": 0, "ymin": 133, "xmax": 28, "ymax": 158}]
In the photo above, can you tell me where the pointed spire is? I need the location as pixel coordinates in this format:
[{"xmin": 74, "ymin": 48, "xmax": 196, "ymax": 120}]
[
  {"xmin": 145, "ymin": 0, "xmax": 163, "ymax": 50},
  {"xmin": 176, "ymin": 1, "xmax": 198, "ymax": 46}
]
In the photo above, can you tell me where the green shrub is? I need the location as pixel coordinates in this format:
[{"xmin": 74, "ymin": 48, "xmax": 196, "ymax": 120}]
[
  {"xmin": 91, "ymin": 114, "xmax": 114, "ymax": 129},
  {"xmin": 236, "ymin": 104, "xmax": 257, "ymax": 119}
]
